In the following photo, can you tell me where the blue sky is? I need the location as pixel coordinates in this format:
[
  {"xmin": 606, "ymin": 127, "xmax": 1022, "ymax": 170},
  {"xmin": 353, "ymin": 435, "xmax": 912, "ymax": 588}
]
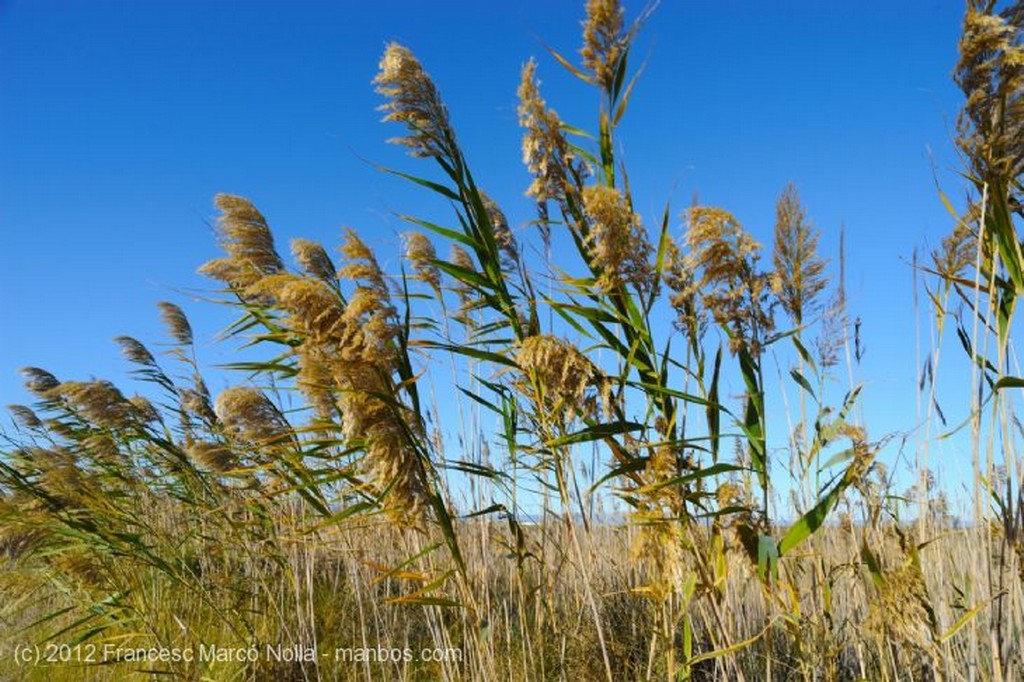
[{"xmin": 0, "ymin": 1, "xmax": 980, "ymax": 510}]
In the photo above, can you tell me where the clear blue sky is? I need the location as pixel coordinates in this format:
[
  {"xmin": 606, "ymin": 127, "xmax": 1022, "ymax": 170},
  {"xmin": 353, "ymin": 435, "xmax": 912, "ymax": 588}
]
[{"xmin": 0, "ymin": 1, "xmax": 977, "ymax": 507}]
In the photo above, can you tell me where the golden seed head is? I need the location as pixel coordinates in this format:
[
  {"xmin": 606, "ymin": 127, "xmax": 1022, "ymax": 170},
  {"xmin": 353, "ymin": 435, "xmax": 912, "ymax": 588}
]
[
  {"xmin": 663, "ymin": 239, "xmax": 706, "ymax": 343},
  {"xmin": 178, "ymin": 387, "xmax": 216, "ymax": 425},
  {"xmin": 402, "ymin": 231, "xmax": 441, "ymax": 291},
  {"xmin": 516, "ymin": 335, "xmax": 609, "ymax": 421},
  {"xmin": 518, "ymin": 59, "xmax": 574, "ymax": 203},
  {"xmin": 581, "ymin": 184, "xmax": 653, "ymax": 292},
  {"xmin": 772, "ymin": 183, "xmax": 828, "ymax": 326},
  {"xmin": 864, "ymin": 561, "xmax": 933, "ymax": 647},
  {"xmin": 114, "ymin": 336, "xmax": 157, "ymax": 367},
  {"xmin": 198, "ymin": 194, "xmax": 284, "ymax": 293},
  {"xmin": 682, "ymin": 207, "xmax": 775, "ymax": 355},
  {"xmin": 157, "ymin": 301, "xmax": 193, "ymax": 346},
  {"xmin": 128, "ymin": 395, "xmax": 160, "ymax": 424},
  {"xmin": 291, "ymin": 238, "xmax": 337, "ymax": 283},
  {"xmin": 55, "ymin": 380, "xmax": 136, "ymax": 430},
  {"xmin": 187, "ymin": 441, "xmax": 238, "ymax": 473},
  {"xmin": 7, "ymin": 404, "xmax": 42, "ymax": 429},
  {"xmin": 480, "ymin": 191, "xmax": 518, "ymax": 265},
  {"xmin": 21, "ymin": 367, "xmax": 60, "ymax": 397},
  {"xmin": 374, "ymin": 42, "xmax": 457, "ymax": 160},
  {"xmin": 955, "ymin": 5, "xmax": 1023, "ymax": 191},
  {"xmin": 581, "ymin": 0, "xmax": 626, "ymax": 92},
  {"xmin": 214, "ymin": 386, "xmax": 290, "ymax": 447},
  {"xmin": 251, "ymin": 273, "xmax": 346, "ymax": 343}
]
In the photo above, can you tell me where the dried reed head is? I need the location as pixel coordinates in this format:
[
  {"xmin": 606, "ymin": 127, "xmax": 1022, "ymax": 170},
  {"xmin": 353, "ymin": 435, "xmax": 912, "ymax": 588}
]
[
  {"xmin": 214, "ymin": 386, "xmax": 291, "ymax": 448},
  {"xmin": 114, "ymin": 336, "xmax": 157, "ymax": 367},
  {"xmin": 251, "ymin": 273, "xmax": 346, "ymax": 343},
  {"xmin": 518, "ymin": 59, "xmax": 575, "ymax": 204},
  {"xmin": 516, "ymin": 335, "xmax": 611, "ymax": 421},
  {"xmin": 581, "ymin": 184, "xmax": 653, "ymax": 292},
  {"xmin": 337, "ymin": 230, "xmax": 398, "ymax": 363},
  {"xmin": 581, "ymin": 0, "xmax": 626, "ymax": 92},
  {"xmin": 629, "ymin": 510, "xmax": 686, "ymax": 604},
  {"xmin": 291, "ymin": 238, "xmax": 337, "ymax": 284},
  {"xmin": 157, "ymin": 302, "xmax": 193, "ymax": 346},
  {"xmin": 128, "ymin": 395, "xmax": 161, "ymax": 424},
  {"xmin": 663, "ymin": 239, "xmax": 706, "ymax": 345},
  {"xmin": 178, "ymin": 387, "xmax": 217, "ymax": 426},
  {"xmin": 864, "ymin": 561, "xmax": 934, "ymax": 650},
  {"xmin": 771, "ymin": 184, "xmax": 827, "ymax": 326},
  {"xmin": 682, "ymin": 207, "xmax": 775, "ymax": 355},
  {"xmin": 374, "ymin": 42, "xmax": 457, "ymax": 160},
  {"xmin": 198, "ymin": 194, "xmax": 284, "ymax": 293},
  {"xmin": 55, "ymin": 380, "xmax": 137, "ymax": 430},
  {"xmin": 187, "ymin": 441, "xmax": 238, "ymax": 473},
  {"xmin": 402, "ymin": 231, "xmax": 441, "ymax": 292},
  {"xmin": 7, "ymin": 405, "xmax": 42, "ymax": 429},
  {"xmin": 955, "ymin": 3, "xmax": 1023, "ymax": 198},
  {"xmin": 480, "ymin": 191, "xmax": 519, "ymax": 266},
  {"xmin": 21, "ymin": 367, "xmax": 60, "ymax": 397}
]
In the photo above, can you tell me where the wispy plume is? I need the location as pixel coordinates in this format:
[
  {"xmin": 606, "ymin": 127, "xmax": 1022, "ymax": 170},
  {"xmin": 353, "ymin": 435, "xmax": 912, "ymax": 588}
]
[
  {"xmin": 374, "ymin": 42, "xmax": 457, "ymax": 161},
  {"xmin": 771, "ymin": 183, "xmax": 828, "ymax": 326},
  {"xmin": 681, "ymin": 207, "xmax": 774, "ymax": 355},
  {"xmin": 291, "ymin": 238, "xmax": 337, "ymax": 284},
  {"xmin": 518, "ymin": 59, "xmax": 576, "ymax": 204},
  {"xmin": 403, "ymin": 231, "xmax": 442, "ymax": 292},
  {"xmin": 198, "ymin": 194, "xmax": 284, "ymax": 294},
  {"xmin": 157, "ymin": 302, "xmax": 193, "ymax": 346},
  {"xmin": 581, "ymin": 0, "xmax": 626, "ymax": 92},
  {"xmin": 581, "ymin": 184, "xmax": 653, "ymax": 292}
]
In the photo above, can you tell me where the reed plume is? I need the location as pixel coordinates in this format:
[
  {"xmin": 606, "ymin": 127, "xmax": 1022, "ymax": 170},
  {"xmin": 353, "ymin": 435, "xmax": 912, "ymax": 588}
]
[
  {"xmin": 954, "ymin": 2, "xmax": 1023, "ymax": 205},
  {"xmin": 681, "ymin": 207, "xmax": 775, "ymax": 355},
  {"xmin": 374, "ymin": 42, "xmax": 457, "ymax": 161},
  {"xmin": 581, "ymin": 0, "xmax": 626, "ymax": 92},
  {"xmin": 291, "ymin": 238, "xmax": 337, "ymax": 284},
  {"xmin": 402, "ymin": 231, "xmax": 442, "ymax": 292},
  {"xmin": 518, "ymin": 59, "xmax": 576, "ymax": 204},
  {"xmin": 772, "ymin": 183, "xmax": 827, "ymax": 326},
  {"xmin": 198, "ymin": 194, "xmax": 284, "ymax": 294},
  {"xmin": 581, "ymin": 184, "xmax": 653, "ymax": 292},
  {"xmin": 517, "ymin": 334, "xmax": 611, "ymax": 421}
]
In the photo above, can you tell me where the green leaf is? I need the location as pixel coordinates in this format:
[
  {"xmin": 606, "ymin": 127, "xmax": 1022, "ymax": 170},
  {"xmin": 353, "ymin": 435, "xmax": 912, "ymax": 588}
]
[
  {"xmin": 545, "ymin": 421, "xmax": 645, "ymax": 448},
  {"xmin": 790, "ymin": 368, "xmax": 816, "ymax": 401}
]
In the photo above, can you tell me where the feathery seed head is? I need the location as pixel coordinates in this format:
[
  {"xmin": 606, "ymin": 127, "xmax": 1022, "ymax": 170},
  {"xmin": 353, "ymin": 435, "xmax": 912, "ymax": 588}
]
[
  {"xmin": 581, "ymin": 0, "xmax": 626, "ymax": 92},
  {"xmin": 772, "ymin": 184, "xmax": 828, "ymax": 326},
  {"xmin": 955, "ymin": 4, "xmax": 1023, "ymax": 196},
  {"xmin": 157, "ymin": 301, "xmax": 194, "ymax": 346},
  {"xmin": 114, "ymin": 336, "xmax": 157, "ymax": 367},
  {"xmin": 581, "ymin": 184, "xmax": 653, "ymax": 292},
  {"xmin": 55, "ymin": 380, "xmax": 136, "ymax": 429},
  {"xmin": 291, "ymin": 238, "xmax": 337, "ymax": 283},
  {"xmin": 187, "ymin": 441, "xmax": 238, "ymax": 473},
  {"xmin": 663, "ymin": 239, "xmax": 706, "ymax": 344},
  {"xmin": 683, "ymin": 207, "xmax": 775, "ymax": 355},
  {"xmin": 21, "ymin": 367, "xmax": 60, "ymax": 397},
  {"xmin": 402, "ymin": 231, "xmax": 441, "ymax": 291},
  {"xmin": 7, "ymin": 404, "xmax": 42, "ymax": 429},
  {"xmin": 517, "ymin": 335, "xmax": 611, "ymax": 421},
  {"xmin": 375, "ymin": 42, "xmax": 457, "ymax": 160},
  {"xmin": 214, "ymin": 386, "xmax": 291, "ymax": 447},
  {"xmin": 198, "ymin": 194, "xmax": 284, "ymax": 293},
  {"xmin": 128, "ymin": 395, "xmax": 160, "ymax": 424},
  {"xmin": 518, "ymin": 60, "xmax": 575, "ymax": 203},
  {"xmin": 251, "ymin": 274, "xmax": 346, "ymax": 343}
]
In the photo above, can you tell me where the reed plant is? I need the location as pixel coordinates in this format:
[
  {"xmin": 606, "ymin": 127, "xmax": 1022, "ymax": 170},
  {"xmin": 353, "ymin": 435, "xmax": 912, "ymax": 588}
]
[{"xmin": 1, "ymin": 0, "xmax": 1022, "ymax": 680}]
